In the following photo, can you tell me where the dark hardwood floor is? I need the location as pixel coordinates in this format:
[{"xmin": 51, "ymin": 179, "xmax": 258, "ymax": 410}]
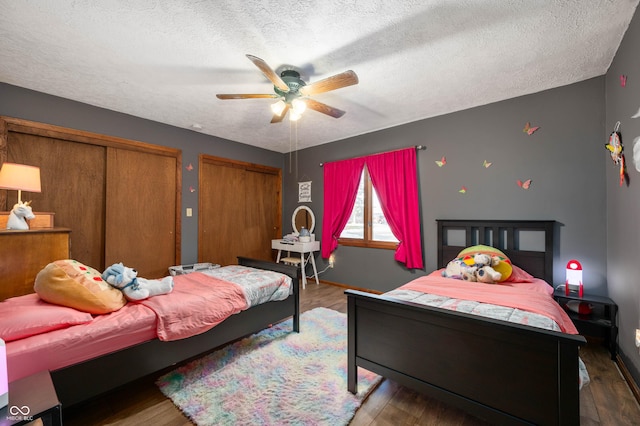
[{"xmin": 62, "ymin": 282, "xmax": 640, "ymax": 425}]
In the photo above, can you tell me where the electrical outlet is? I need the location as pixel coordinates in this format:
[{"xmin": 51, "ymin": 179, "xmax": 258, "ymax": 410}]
[{"xmin": 328, "ymin": 255, "xmax": 335, "ymax": 268}]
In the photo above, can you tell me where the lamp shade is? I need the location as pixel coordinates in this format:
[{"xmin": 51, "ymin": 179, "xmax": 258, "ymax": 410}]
[
  {"xmin": 565, "ymin": 259, "xmax": 583, "ymax": 297},
  {"xmin": 0, "ymin": 163, "xmax": 41, "ymax": 193}
]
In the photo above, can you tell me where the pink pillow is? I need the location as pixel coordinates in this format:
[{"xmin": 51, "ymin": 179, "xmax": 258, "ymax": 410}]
[
  {"xmin": 0, "ymin": 293, "xmax": 93, "ymax": 342},
  {"xmin": 503, "ymin": 264, "xmax": 535, "ymax": 283}
]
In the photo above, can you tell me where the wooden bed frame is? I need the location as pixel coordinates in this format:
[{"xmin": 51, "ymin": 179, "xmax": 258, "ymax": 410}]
[
  {"xmin": 346, "ymin": 220, "xmax": 586, "ymax": 425},
  {"xmin": 48, "ymin": 257, "xmax": 300, "ymax": 407}
]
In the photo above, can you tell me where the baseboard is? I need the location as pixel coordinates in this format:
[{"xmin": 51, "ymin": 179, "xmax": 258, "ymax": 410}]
[
  {"xmin": 617, "ymin": 355, "xmax": 640, "ymax": 405},
  {"xmin": 317, "ymin": 279, "xmax": 382, "ymax": 295}
]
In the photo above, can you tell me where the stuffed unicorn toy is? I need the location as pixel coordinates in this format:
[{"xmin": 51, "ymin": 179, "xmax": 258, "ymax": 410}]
[
  {"xmin": 102, "ymin": 262, "xmax": 174, "ymax": 301},
  {"xmin": 6, "ymin": 201, "xmax": 35, "ymax": 230}
]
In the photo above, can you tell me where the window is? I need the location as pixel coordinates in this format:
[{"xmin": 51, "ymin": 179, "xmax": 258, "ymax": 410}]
[
  {"xmin": 339, "ymin": 167, "xmax": 399, "ymax": 249},
  {"xmin": 321, "ymin": 147, "xmax": 423, "ymax": 269}
]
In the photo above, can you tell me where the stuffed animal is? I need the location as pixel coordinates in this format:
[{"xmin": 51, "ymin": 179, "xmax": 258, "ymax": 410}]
[
  {"xmin": 442, "ymin": 258, "xmax": 464, "ymax": 280},
  {"xmin": 442, "ymin": 259, "xmax": 478, "ymax": 281},
  {"xmin": 102, "ymin": 262, "xmax": 174, "ymax": 301},
  {"xmin": 442, "ymin": 253, "xmax": 502, "ymax": 284},
  {"xmin": 471, "ymin": 253, "xmax": 502, "ymax": 284}
]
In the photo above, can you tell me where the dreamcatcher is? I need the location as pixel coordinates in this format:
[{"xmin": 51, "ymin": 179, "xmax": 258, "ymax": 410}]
[{"xmin": 604, "ymin": 121, "xmax": 629, "ymax": 186}]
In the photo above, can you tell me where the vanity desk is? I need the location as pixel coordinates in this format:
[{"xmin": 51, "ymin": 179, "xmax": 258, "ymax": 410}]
[
  {"xmin": 272, "ymin": 239, "xmax": 320, "ymax": 289},
  {"xmin": 272, "ymin": 206, "xmax": 320, "ymax": 289}
]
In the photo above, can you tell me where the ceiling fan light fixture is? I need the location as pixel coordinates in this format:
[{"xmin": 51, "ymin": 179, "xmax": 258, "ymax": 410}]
[
  {"xmin": 291, "ymin": 98, "xmax": 307, "ymax": 115},
  {"xmin": 270, "ymin": 100, "xmax": 287, "ymax": 116}
]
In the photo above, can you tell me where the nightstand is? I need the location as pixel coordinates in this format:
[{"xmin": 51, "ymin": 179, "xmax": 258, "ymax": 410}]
[
  {"xmin": 553, "ymin": 288, "xmax": 618, "ymax": 359},
  {"xmin": 0, "ymin": 370, "xmax": 61, "ymax": 426}
]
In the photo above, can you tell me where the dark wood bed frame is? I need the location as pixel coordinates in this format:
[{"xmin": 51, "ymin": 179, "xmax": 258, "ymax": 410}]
[
  {"xmin": 346, "ymin": 220, "xmax": 586, "ymax": 425},
  {"xmin": 50, "ymin": 257, "xmax": 300, "ymax": 407}
]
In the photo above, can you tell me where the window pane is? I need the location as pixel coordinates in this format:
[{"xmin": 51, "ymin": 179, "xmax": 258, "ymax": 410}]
[
  {"xmin": 371, "ymin": 188, "xmax": 399, "ymax": 242},
  {"xmin": 339, "ymin": 171, "xmax": 364, "ymax": 238}
]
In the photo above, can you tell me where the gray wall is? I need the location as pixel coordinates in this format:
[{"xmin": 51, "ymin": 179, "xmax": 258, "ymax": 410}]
[
  {"xmin": 285, "ymin": 77, "xmax": 607, "ymax": 295},
  {"xmin": 3, "ymin": 15, "xmax": 639, "ymax": 384},
  {"xmin": 0, "ymin": 83, "xmax": 284, "ymax": 264},
  {"xmin": 605, "ymin": 6, "xmax": 640, "ymax": 386}
]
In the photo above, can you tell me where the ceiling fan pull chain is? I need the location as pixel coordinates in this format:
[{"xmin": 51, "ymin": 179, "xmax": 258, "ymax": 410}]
[{"xmin": 289, "ymin": 119, "xmax": 293, "ymax": 174}]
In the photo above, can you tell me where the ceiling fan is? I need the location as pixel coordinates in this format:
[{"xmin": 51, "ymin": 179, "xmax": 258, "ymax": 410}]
[{"xmin": 216, "ymin": 55, "xmax": 359, "ymax": 123}]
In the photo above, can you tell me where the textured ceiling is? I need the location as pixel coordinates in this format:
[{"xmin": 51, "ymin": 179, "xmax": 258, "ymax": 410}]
[{"xmin": 1, "ymin": 1, "xmax": 638, "ymax": 153}]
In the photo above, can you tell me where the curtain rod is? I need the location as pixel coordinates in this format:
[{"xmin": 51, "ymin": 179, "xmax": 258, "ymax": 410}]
[{"xmin": 319, "ymin": 145, "xmax": 426, "ymax": 167}]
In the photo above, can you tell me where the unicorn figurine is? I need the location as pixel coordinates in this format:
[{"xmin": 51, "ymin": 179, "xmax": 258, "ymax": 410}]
[{"xmin": 6, "ymin": 201, "xmax": 35, "ymax": 230}]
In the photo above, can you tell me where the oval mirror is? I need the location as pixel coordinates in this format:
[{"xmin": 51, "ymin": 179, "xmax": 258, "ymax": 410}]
[{"xmin": 292, "ymin": 206, "xmax": 315, "ymax": 234}]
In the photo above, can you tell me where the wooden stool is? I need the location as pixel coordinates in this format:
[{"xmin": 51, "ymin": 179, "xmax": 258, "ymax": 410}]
[
  {"xmin": 281, "ymin": 257, "xmax": 302, "ymax": 267},
  {"xmin": 281, "ymin": 257, "xmax": 304, "ymax": 287}
]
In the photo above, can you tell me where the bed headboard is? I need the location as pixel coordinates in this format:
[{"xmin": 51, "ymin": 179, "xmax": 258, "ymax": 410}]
[{"xmin": 436, "ymin": 220, "xmax": 556, "ymax": 284}]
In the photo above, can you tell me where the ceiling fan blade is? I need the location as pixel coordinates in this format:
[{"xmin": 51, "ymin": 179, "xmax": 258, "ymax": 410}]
[
  {"xmin": 304, "ymin": 98, "xmax": 346, "ymax": 118},
  {"xmin": 299, "ymin": 70, "xmax": 358, "ymax": 96},
  {"xmin": 246, "ymin": 54, "xmax": 290, "ymax": 92},
  {"xmin": 216, "ymin": 94, "xmax": 279, "ymax": 99},
  {"xmin": 270, "ymin": 104, "xmax": 290, "ymax": 123}
]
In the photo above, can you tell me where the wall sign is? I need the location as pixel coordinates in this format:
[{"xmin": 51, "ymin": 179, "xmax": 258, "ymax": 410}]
[{"xmin": 298, "ymin": 181, "xmax": 312, "ymax": 203}]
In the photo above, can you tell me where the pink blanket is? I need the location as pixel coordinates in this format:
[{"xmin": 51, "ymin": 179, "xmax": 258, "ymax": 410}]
[
  {"xmin": 401, "ymin": 275, "xmax": 578, "ymax": 334},
  {"xmin": 138, "ymin": 272, "xmax": 248, "ymax": 341}
]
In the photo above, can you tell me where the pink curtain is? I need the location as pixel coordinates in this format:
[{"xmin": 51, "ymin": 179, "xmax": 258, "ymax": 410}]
[
  {"xmin": 366, "ymin": 148, "xmax": 423, "ymax": 269},
  {"xmin": 321, "ymin": 147, "xmax": 423, "ymax": 269},
  {"xmin": 321, "ymin": 157, "xmax": 365, "ymax": 258}
]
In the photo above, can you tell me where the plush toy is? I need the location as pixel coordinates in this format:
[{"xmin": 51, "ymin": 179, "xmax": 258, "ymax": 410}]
[
  {"xmin": 471, "ymin": 253, "xmax": 502, "ymax": 284},
  {"xmin": 456, "ymin": 245, "xmax": 513, "ymax": 282},
  {"xmin": 442, "ymin": 258, "xmax": 465, "ymax": 280},
  {"xmin": 442, "ymin": 253, "xmax": 502, "ymax": 284},
  {"xmin": 102, "ymin": 262, "xmax": 174, "ymax": 301},
  {"xmin": 443, "ymin": 259, "xmax": 478, "ymax": 281}
]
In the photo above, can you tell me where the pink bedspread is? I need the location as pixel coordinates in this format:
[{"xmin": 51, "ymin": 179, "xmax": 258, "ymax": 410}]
[
  {"xmin": 401, "ymin": 274, "xmax": 578, "ymax": 334},
  {"xmin": 5, "ymin": 267, "xmax": 288, "ymax": 381},
  {"xmin": 7, "ymin": 303, "xmax": 157, "ymax": 382},
  {"xmin": 138, "ymin": 272, "xmax": 248, "ymax": 341}
]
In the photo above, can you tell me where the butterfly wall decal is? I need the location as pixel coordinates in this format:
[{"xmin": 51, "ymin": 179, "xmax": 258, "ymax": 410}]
[
  {"xmin": 459, "ymin": 186, "xmax": 467, "ymax": 194},
  {"xmin": 517, "ymin": 179, "xmax": 532, "ymax": 189},
  {"xmin": 620, "ymin": 75, "xmax": 627, "ymax": 87},
  {"xmin": 435, "ymin": 156, "xmax": 446, "ymax": 167},
  {"xmin": 483, "ymin": 160, "xmax": 492, "ymax": 168},
  {"xmin": 523, "ymin": 122, "xmax": 540, "ymax": 135},
  {"xmin": 186, "ymin": 163, "xmax": 194, "ymax": 171}
]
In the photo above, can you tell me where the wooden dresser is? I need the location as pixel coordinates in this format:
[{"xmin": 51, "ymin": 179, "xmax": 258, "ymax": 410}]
[{"xmin": 0, "ymin": 228, "xmax": 70, "ymax": 300}]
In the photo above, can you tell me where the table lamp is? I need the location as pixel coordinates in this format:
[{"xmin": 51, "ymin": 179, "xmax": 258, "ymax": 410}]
[
  {"xmin": 0, "ymin": 162, "xmax": 41, "ymax": 206},
  {"xmin": 565, "ymin": 259, "xmax": 583, "ymax": 297}
]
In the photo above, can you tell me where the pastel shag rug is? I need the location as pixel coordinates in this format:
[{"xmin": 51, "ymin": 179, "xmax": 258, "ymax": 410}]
[{"xmin": 156, "ymin": 307, "xmax": 381, "ymax": 425}]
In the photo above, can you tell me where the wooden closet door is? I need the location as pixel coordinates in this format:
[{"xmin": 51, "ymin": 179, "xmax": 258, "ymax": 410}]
[
  {"xmin": 199, "ymin": 156, "xmax": 281, "ymax": 266},
  {"xmin": 244, "ymin": 168, "xmax": 281, "ymax": 260},
  {"xmin": 6, "ymin": 132, "xmax": 106, "ymax": 269},
  {"xmin": 105, "ymin": 148, "xmax": 178, "ymax": 278}
]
